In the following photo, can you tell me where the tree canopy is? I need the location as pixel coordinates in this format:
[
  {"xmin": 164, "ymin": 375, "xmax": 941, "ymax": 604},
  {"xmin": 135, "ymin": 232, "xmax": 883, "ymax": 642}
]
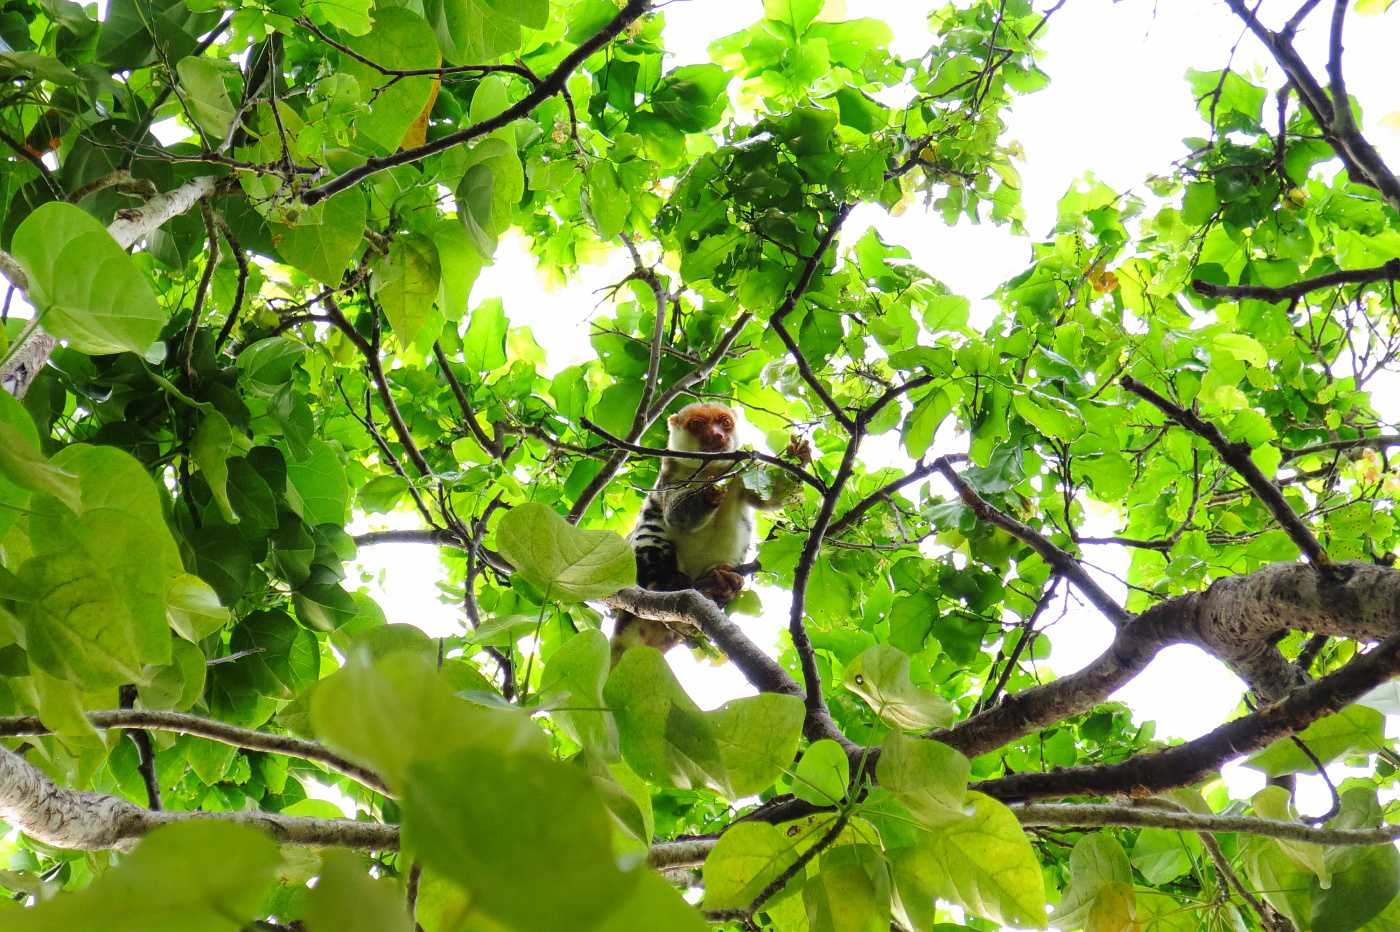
[{"xmin": 1, "ymin": 0, "xmax": 1400, "ymax": 929}]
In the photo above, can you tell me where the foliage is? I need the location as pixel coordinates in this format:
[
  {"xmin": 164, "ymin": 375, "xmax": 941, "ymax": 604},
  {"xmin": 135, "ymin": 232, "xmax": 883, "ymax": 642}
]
[{"xmin": 0, "ymin": 0, "xmax": 1398, "ymax": 930}]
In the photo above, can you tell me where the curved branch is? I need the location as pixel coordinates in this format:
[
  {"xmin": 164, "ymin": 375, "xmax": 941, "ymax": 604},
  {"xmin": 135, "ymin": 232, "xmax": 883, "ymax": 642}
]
[
  {"xmin": 0, "ymin": 746, "xmax": 396, "ymax": 851},
  {"xmin": 302, "ymin": 0, "xmax": 651, "ymax": 204},
  {"xmin": 1192, "ymin": 258, "xmax": 1400, "ymax": 302},
  {"xmin": 975, "ymin": 629, "xmax": 1400, "ymax": 801},
  {"xmin": 933, "ymin": 456, "xmax": 1131, "ymax": 627},
  {"xmin": 1013, "ymin": 801, "xmax": 1400, "ymax": 847},
  {"xmin": 0, "ymin": 710, "xmax": 390, "ymax": 796},
  {"xmin": 1122, "ymin": 375, "xmax": 1331, "ymax": 570}
]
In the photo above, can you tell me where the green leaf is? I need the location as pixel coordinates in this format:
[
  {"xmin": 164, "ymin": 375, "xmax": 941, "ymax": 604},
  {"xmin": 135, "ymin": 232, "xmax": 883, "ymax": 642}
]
[
  {"xmin": 12, "ymin": 201, "xmax": 164, "ymax": 355},
  {"xmin": 843, "ymin": 645, "xmax": 956, "ymax": 730},
  {"xmin": 604, "ymin": 648, "xmax": 802, "ymax": 797},
  {"xmin": 902, "ymin": 387, "xmax": 953, "ymax": 459},
  {"xmin": 312, "ymin": 650, "xmax": 546, "ymax": 790},
  {"xmin": 236, "ymin": 337, "xmax": 307, "ymax": 396},
  {"xmin": 651, "ymin": 64, "xmax": 731, "ymax": 133},
  {"xmin": 494, "ymin": 502, "xmax": 636, "ymax": 601},
  {"xmin": 191, "ymin": 410, "xmax": 244, "ymax": 523},
  {"xmin": 0, "ymin": 392, "xmax": 81, "ymax": 514},
  {"xmin": 371, "ymin": 232, "xmax": 443, "ymax": 348},
  {"xmin": 875, "ymin": 732, "xmax": 970, "ymax": 828},
  {"xmin": 272, "ymin": 190, "xmax": 367, "ymax": 286},
  {"xmin": 1311, "ymin": 843, "xmax": 1400, "ymax": 932},
  {"xmin": 424, "ymin": 0, "xmax": 525, "ymax": 63},
  {"xmin": 1130, "ymin": 827, "xmax": 1200, "ymax": 885},
  {"xmin": 912, "ymin": 791, "xmax": 1048, "ymax": 929},
  {"xmin": 285, "ymin": 439, "xmax": 349, "ymax": 527},
  {"xmin": 463, "ymin": 297, "xmax": 508, "ymax": 373},
  {"xmin": 403, "ymin": 748, "xmax": 640, "ymax": 931},
  {"xmin": 6, "ymin": 822, "xmax": 279, "ymax": 931},
  {"xmin": 1244, "ymin": 705, "xmax": 1384, "ymax": 776},
  {"xmin": 304, "ymin": 851, "xmax": 412, "ymax": 932},
  {"xmin": 538, "ymin": 629, "xmax": 620, "ymax": 760},
  {"xmin": 1055, "ymin": 833, "xmax": 1134, "ymax": 929},
  {"xmin": 165, "ymin": 574, "xmax": 230, "ymax": 641},
  {"xmin": 764, "ymin": 0, "xmax": 822, "ymax": 33},
  {"xmin": 307, "ymin": 0, "xmax": 372, "ymax": 34},
  {"xmin": 1212, "ymin": 332, "xmax": 1268, "ymax": 368},
  {"xmin": 176, "ymin": 57, "xmax": 236, "ymax": 137},
  {"xmin": 793, "ymin": 738, "xmax": 850, "ymax": 806},
  {"xmin": 342, "ymin": 8, "xmax": 440, "ymax": 154}
]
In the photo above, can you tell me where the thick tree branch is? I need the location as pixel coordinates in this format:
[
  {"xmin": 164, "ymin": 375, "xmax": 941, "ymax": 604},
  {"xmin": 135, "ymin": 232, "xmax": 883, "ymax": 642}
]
[
  {"xmin": 0, "ymin": 746, "xmax": 395, "ymax": 851},
  {"xmin": 1122, "ymin": 375, "xmax": 1332, "ymax": 570},
  {"xmin": 302, "ymin": 1, "xmax": 651, "ymax": 204},
  {"xmin": 1224, "ymin": 0, "xmax": 1400, "ymax": 212},
  {"xmin": 976, "ymin": 628, "xmax": 1400, "ymax": 801},
  {"xmin": 1193, "ymin": 258, "xmax": 1400, "ymax": 302},
  {"xmin": 1012, "ymin": 801, "xmax": 1400, "ymax": 847}
]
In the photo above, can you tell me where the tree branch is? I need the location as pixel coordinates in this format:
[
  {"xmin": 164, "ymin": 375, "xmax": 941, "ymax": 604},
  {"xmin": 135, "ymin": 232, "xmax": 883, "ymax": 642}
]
[
  {"xmin": 1192, "ymin": 258, "xmax": 1400, "ymax": 301},
  {"xmin": 1122, "ymin": 375, "xmax": 1332, "ymax": 570},
  {"xmin": 301, "ymin": 1, "xmax": 651, "ymax": 205},
  {"xmin": 0, "ymin": 710, "xmax": 390, "ymax": 796},
  {"xmin": 932, "ymin": 455, "xmax": 1131, "ymax": 627},
  {"xmin": 975, "ymin": 628, "xmax": 1400, "ymax": 801}
]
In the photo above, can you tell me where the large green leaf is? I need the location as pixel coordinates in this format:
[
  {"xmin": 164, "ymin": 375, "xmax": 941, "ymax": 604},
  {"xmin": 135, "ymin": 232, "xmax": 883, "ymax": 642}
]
[
  {"xmin": 271, "ymin": 190, "xmax": 367, "ymax": 286},
  {"xmin": 11, "ymin": 201, "xmax": 164, "ymax": 355},
  {"xmin": 341, "ymin": 7, "xmax": 439, "ymax": 154},
  {"xmin": 304, "ymin": 851, "xmax": 412, "ymax": 932},
  {"xmin": 371, "ymin": 231, "xmax": 442, "ymax": 348},
  {"xmin": 1244, "ymin": 705, "xmax": 1385, "ymax": 776},
  {"xmin": 494, "ymin": 502, "xmax": 636, "ymax": 601},
  {"xmin": 604, "ymin": 647, "xmax": 802, "ymax": 798},
  {"xmin": 875, "ymin": 732, "xmax": 970, "ymax": 828},
  {"xmin": 6, "ymin": 822, "xmax": 279, "ymax": 931},
  {"xmin": 909, "ymin": 792, "xmax": 1048, "ymax": 929}
]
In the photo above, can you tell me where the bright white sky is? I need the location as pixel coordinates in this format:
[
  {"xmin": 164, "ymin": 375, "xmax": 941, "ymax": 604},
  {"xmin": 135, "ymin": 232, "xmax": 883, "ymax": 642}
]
[{"xmin": 354, "ymin": 0, "xmax": 1400, "ymax": 817}]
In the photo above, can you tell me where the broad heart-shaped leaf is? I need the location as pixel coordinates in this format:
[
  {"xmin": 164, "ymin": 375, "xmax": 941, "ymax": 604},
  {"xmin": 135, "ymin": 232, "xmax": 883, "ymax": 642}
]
[
  {"xmin": 804, "ymin": 845, "xmax": 893, "ymax": 932},
  {"xmin": 456, "ymin": 138, "xmax": 524, "ymax": 258},
  {"xmin": 236, "ymin": 337, "xmax": 307, "ymax": 396},
  {"xmin": 1311, "ymin": 842, "xmax": 1400, "ymax": 932},
  {"xmin": 165, "ymin": 573, "xmax": 230, "ymax": 641},
  {"xmin": 1054, "ymin": 833, "xmax": 1134, "ymax": 930},
  {"xmin": 1244, "ymin": 704, "xmax": 1384, "ymax": 776},
  {"xmin": 875, "ymin": 732, "xmax": 970, "ymax": 828},
  {"xmin": 403, "ymin": 748, "xmax": 641, "ymax": 932},
  {"xmin": 312, "ymin": 649, "xmax": 546, "ymax": 791},
  {"xmin": 16, "ymin": 445, "xmax": 182, "ymax": 688},
  {"xmin": 271, "ymin": 189, "xmax": 367, "ymax": 286},
  {"xmin": 604, "ymin": 648, "xmax": 803, "ymax": 798},
  {"xmin": 370, "ymin": 231, "xmax": 442, "ymax": 349},
  {"xmin": 341, "ymin": 7, "xmax": 439, "ymax": 154},
  {"xmin": 0, "ymin": 391, "xmax": 81, "ymax": 516},
  {"xmin": 793, "ymin": 738, "xmax": 851, "ymax": 806},
  {"xmin": 495, "ymin": 502, "xmax": 636, "ymax": 601},
  {"xmin": 303, "ymin": 851, "xmax": 412, "ymax": 932},
  {"xmin": 175, "ymin": 56, "xmax": 236, "ymax": 137},
  {"xmin": 593, "ymin": 870, "xmax": 710, "ymax": 932},
  {"xmin": 704, "ymin": 815, "xmax": 859, "ymax": 911},
  {"xmin": 650, "ymin": 64, "xmax": 731, "ymax": 133},
  {"xmin": 843, "ymin": 644, "xmax": 956, "ymax": 731},
  {"xmin": 538, "ymin": 628, "xmax": 620, "ymax": 760},
  {"xmin": 908, "ymin": 791, "xmax": 1048, "ymax": 929},
  {"xmin": 11, "ymin": 201, "xmax": 164, "ymax": 355},
  {"xmin": 5, "ymin": 821, "xmax": 279, "ymax": 931},
  {"xmin": 285, "ymin": 439, "xmax": 349, "ymax": 527},
  {"xmin": 423, "ymin": 0, "xmax": 523, "ymax": 65}
]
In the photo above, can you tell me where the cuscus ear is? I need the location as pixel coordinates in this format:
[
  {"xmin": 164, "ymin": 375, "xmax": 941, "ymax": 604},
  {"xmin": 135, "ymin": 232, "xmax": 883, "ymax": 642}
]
[{"xmin": 667, "ymin": 413, "xmax": 681, "ymax": 427}]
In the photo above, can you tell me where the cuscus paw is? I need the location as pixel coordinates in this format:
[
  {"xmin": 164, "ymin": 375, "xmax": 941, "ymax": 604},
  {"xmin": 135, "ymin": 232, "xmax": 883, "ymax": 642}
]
[
  {"xmin": 696, "ymin": 563, "xmax": 746, "ymax": 607},
  {"xmin": 783, "ymin": 434, "xmax": 813, "ymax": 464}
]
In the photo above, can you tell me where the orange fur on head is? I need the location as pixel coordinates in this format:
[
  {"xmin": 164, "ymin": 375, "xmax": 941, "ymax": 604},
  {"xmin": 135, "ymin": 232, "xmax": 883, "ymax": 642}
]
[{"xmin": 668, "ymin": 402, "xmax": 738, "ymax": 453}]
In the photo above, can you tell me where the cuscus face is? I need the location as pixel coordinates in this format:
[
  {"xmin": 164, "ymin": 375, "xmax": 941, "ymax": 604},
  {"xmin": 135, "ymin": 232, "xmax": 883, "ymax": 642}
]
[{"xmin": 668, "ymin": 402, "xmax": 738, "ymax": 453}]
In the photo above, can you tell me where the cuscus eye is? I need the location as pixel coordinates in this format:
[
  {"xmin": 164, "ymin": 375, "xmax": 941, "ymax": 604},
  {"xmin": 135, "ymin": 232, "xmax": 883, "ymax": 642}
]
[
  {"xmin": 719, "ymin": 416, "xmax": 733, "ymax": 429},
  {"xmin": 688, "ymin": 418, "xmax": 706, "ymax": 432}
]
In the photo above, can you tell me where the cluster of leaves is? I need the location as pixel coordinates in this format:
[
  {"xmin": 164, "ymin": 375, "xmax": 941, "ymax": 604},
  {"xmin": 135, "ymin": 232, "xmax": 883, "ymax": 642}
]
[{"xmin": 1, "ymin": 0, "xmax": 1399, "ymax": 929}]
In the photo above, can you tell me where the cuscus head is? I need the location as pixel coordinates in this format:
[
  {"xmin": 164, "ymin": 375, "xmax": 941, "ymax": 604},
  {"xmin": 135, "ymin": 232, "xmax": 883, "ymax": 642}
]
[{"xmin": 668, "ymin": 402, "xmax": 738, "ymax": 453}]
